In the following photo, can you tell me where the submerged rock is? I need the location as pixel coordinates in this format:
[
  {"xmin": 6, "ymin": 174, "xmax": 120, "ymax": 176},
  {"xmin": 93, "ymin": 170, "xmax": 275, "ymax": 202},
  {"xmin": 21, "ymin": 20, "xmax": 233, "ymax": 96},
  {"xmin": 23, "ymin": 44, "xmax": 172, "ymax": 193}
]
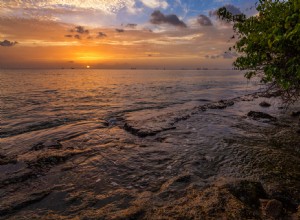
[
  {"xmin": 264, "ymin": 199, "xmax": 283, "ymax": 218},
  {"xmin": 107, "ymin": 118, "xmax": 117, "ymax": 126},
  {"xmin": 0, "ymin": 154, "xmax": 17, "ymax": 165},
  {"xmin": 207, "ymin": 100, "xmax": 235, "ymax": 109},
  {"xmin": 29, "ymin": 155, "xmax": 68, "ymax": 169},
  {"xmin": 247, "ymin": 111, "xmax": 277, "ymax": 122},
  {"xmin": 259, "ymin": 101, "xmax": 271, "ymax": 107},
  {"xmin": 123, "ymin": 122, "xmax": 176, "ymax": 138},
  {"xmin": 174, "ymin": 174, "xmax": 191, "ymax": 183},
  {"xmin": 291, "ymin": 111, "xmax": 300, "ymax": 117},
  {"xmin": 261, "ymin": 91, "xmax": 282, "ymax": 98},
  {"xmin": 0, "ymin": 190, "xmax": 51, "ymax": 217},
  {"xmin": 123, "ymin": 123, "xmax": 157, "ymax": 137},
  {"xmin": 0, "ymin": 169, "xmax": 36, "ymax": 187},
  {"xmin": 226, "ymin": 180, "xmax": 267, "ymax": 208},
  {"xmin": 30, "ymin": 140, "xmax": 62, "ymax": 151}
]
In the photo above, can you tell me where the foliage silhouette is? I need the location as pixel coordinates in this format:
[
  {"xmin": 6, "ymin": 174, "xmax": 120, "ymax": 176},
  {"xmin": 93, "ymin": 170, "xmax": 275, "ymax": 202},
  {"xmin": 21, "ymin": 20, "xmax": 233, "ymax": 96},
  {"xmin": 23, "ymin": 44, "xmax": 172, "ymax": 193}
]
[{"xmin": 218, "ymin": 0, "xmax": 300, "ymax": 103}]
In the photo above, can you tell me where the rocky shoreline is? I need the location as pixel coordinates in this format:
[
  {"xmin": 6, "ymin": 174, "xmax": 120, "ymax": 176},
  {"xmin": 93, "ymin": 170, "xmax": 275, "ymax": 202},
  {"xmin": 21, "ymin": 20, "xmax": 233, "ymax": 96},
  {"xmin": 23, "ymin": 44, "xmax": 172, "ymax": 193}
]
[{"xmin": 1, "ymin": 91, "xmax": 300, "ymax": 219}]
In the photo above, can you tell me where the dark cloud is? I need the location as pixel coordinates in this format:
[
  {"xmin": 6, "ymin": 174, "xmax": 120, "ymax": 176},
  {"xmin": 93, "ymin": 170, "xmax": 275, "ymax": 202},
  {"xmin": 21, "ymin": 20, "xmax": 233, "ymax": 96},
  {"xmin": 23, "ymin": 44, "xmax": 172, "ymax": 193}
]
[
  {"xmin": 0, "ymin": 40, "xmax": 18, "ymax": 47},
  {"xmin": 70, "ymin": 26, "xmax": 89, "ymax": 34},
  {"xmin": 67, "ymin": 26, "xmax": 90, "ymax": 40},
  {"xmin": 150, "ymin": 10, "xmax": 187, "ymax": 28},
  {"xmin": 116, "ymin": 29, "xmax": 125, "ymax": 33},
  {"xmin": 75, "ymin": 26, "xmax": 89, "ymax": 34},
  {"xmin": 97, "ymin": 32, "xmax": 107, "ymax": 38},
  {"xmin": 210, "ymin": 4, "xmax": 242, "ymax": 17},
  {"xmin": 206, "ymin": 51, "xmax": 238, "ymax": 59},
  {"xmin": 126, "ymin": 23, "xmax": 137, "ymax": 28},
  {"xmin": 197, "ymin": 15, "xmax": 213, "ymax": 26},
  {"xmin": 74, "ymin": 34, "xmax": 81, "ymax": 40},
  {"xmin": 143, "ymin": 28, "xmax": 153, "ymax": 32}
]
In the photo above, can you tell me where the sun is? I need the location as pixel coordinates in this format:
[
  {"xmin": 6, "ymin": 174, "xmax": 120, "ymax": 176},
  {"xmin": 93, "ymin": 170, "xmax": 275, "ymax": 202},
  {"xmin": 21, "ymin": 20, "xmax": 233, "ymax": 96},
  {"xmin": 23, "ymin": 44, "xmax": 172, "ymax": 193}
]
[{"xmin": 86, "ymin": 65, "xmax": 90, "ymax": 69}]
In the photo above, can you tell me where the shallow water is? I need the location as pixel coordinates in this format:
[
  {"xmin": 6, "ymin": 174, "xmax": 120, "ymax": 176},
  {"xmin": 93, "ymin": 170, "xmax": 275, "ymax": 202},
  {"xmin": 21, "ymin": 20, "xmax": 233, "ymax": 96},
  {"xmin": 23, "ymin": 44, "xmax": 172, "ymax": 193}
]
[
  {"xmin": 0, "ymin": 69, "xmax": 299, "ymax": 219},
  {"xmin": 0, "ymin": 69, "xmax": 254, "ymax": 137}
]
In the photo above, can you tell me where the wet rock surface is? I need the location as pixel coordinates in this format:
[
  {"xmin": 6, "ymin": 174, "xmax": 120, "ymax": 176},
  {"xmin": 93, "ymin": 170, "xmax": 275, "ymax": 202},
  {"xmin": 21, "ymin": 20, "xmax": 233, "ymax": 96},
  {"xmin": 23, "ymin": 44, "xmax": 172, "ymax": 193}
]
[
  {"xmin": 0, "ymin": 92, "xmax": 300, "ymax": 219},
  {"xmin": 247, "ymin": 111, "xmax": 277, "ymax": 122},
  {"xmin": 30, "ymin": 140, "xmax": 63, "ymax": 151},
  {"xmin": 226, "ymin": 180, "xmax": 267, "ymax": 208},
  {"xmin": 260, "ymin": 101, "xmax": 271, "ymax": 107},
  {"xmin": 264, "ymin": 199, "xmax": 283, "ymax": 219},
  {"xmin": 292, "ymin": 111, "xmax": 300, "ymax": 117},
  {"xmin": 0, "ymin": 154, "xmax": 17, "ymax": 165}
]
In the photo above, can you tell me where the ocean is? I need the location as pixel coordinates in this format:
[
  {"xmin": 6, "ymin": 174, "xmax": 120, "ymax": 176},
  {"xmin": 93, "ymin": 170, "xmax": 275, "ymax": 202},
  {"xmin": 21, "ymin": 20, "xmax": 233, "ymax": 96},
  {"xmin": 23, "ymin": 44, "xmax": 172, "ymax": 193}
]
[
  {"xmin": 0, "ymin": 69, "xmax": 299, "ymax": 219},
  {"xmin": 0, "ymin": 69, "xmax": 256, "ymax": 139}
]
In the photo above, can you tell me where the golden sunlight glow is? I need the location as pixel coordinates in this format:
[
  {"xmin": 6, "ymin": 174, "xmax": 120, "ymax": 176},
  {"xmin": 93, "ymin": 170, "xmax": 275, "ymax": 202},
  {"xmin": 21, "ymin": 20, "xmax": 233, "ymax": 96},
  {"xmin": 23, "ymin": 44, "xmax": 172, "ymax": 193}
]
[
  {"xmin": 86, "ymin": 65, "xmax": 90, "ymax": 69},
  {"xmin": 75, "ymin": 52, "xmax": 108, "ymax": 62}
]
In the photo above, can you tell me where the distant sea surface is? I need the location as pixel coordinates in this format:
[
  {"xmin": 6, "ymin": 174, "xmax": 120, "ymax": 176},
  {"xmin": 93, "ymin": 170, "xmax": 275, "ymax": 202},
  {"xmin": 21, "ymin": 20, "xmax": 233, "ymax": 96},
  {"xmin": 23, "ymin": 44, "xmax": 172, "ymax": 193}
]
[{"xmin": 0, "ymin": 69, "xmax": 257, "ymax": 138}]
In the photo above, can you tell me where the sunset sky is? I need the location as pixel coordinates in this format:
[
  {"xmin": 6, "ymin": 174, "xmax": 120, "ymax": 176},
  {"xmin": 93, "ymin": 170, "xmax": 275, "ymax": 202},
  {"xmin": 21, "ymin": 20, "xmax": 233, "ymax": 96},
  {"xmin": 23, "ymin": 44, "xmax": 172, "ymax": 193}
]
[{"xmin": 0, "ymin": 0, "xmax": 257, "ymax": 69}]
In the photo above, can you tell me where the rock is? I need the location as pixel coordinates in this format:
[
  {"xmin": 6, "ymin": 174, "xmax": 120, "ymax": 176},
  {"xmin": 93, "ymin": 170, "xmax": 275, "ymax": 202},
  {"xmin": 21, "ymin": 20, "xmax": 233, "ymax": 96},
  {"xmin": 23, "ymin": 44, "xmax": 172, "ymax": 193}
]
[
  {"xmin": 28, "ymin": 155, "xmax": 69, "ymax": 170},
  {"xmin": 240, "ymin": 96, "xmax": 254, "ymax": 101},
  {"xmin": 44, "ymin": 140, "xmax": 62, "ymax": 149},
  {"xmin": 104, "ymin": 118, "xmax": 120, "ymax": 127},
  {"xmin": 123, "ymin": 123, "xmax": 156, "ymax": 137},
  {"xmin": 108, "ymin": 118, "xmax": 117, "ymax": 126},
  {"xmin": 0, "ymin": 154, "xmax": 17, "ymax": 165},
  {"xmin": 31, "ymin": 141, "xmax": 62, "ymax": 151},
  {"xmin": 0, "ymin": 171, "xmax": 36, "ymax": 187},
  {"xmin": 123, "ymin": 122, "xmax": 175, "ymax": 138},
  {"xmin": 207, "ymin": 100, "xmax": 234, "ymax": 109},
  {"xmin": 174, "ymin": 174, "xmax": 191, "ymax": 183},
  {"xmin": 264, "ymin": 199, "xmax": 283, "ymax": 218},
  {"xmin": 261, "ymin": 91, "xmax": 282, "ymax": 98},
  {"xmin": 269, "ymin": 190, "xmax": 298, "ymax": 212},
  {"xmin": 226, "ymin": 180, "xmax": 267, "ymax": 208},
  {"xmin": 111, "ymin": 182, "xmax": 118, "ymax": 186},
  {"xmin": 291, "ymin": 111, "xmax": 300, "ymax": 117},
  {"xmin": 296, "ymin": 205, "xmax": 300, "ymax": 218},
  {"xmin": 259, "ymin": 101, "xmax": 271, "ymax": 107},
  {"xmin": 247, "ymin": 111, "xmax": 277, "ymax": 121},
  {"xmin": 0, "ymin": 190, "xmax": 51, "ymax": 217},
  {"xmin": 30, "ymin": 142, "xmax": 44, "ymax": 151}
]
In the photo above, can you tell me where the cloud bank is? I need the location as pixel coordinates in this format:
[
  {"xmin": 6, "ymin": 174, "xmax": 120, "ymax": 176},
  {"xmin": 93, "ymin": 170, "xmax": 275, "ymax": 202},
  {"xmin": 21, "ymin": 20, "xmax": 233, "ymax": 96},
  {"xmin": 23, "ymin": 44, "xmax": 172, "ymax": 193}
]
[
  {"xmin": 197, "ymin": 15, "xmax": 213, "ymax": 26},
  {"xmin": 0, "ymin": 40, "xmax": 18, "ymax": 47},
  {"xmin": 150, "ymin": 10, "xmax": 187, "ymax": 28}
]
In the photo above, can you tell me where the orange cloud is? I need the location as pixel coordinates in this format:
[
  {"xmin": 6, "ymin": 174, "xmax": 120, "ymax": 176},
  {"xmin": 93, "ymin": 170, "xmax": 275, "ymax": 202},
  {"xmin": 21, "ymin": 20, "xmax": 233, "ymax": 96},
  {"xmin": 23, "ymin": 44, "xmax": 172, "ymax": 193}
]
[{"xmin": 0, "ymin": 16, "xmax": 236, "ymax": 69}]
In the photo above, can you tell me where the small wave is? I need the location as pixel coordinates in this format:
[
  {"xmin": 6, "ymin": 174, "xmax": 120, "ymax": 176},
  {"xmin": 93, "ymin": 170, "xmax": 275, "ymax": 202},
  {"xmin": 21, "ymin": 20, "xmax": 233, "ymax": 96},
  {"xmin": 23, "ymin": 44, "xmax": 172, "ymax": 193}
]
[{"xmin": 0, "ymin": 118, "xmax": 84, "ymax": 138}]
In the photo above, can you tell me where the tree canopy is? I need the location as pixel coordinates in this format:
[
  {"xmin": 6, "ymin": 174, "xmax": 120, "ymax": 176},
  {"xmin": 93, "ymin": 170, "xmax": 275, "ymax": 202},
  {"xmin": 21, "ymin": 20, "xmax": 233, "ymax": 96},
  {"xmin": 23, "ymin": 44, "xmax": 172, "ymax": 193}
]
[{"xmin": 218, "ymin": 0, "xmax": 300, "ymax": 103}]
